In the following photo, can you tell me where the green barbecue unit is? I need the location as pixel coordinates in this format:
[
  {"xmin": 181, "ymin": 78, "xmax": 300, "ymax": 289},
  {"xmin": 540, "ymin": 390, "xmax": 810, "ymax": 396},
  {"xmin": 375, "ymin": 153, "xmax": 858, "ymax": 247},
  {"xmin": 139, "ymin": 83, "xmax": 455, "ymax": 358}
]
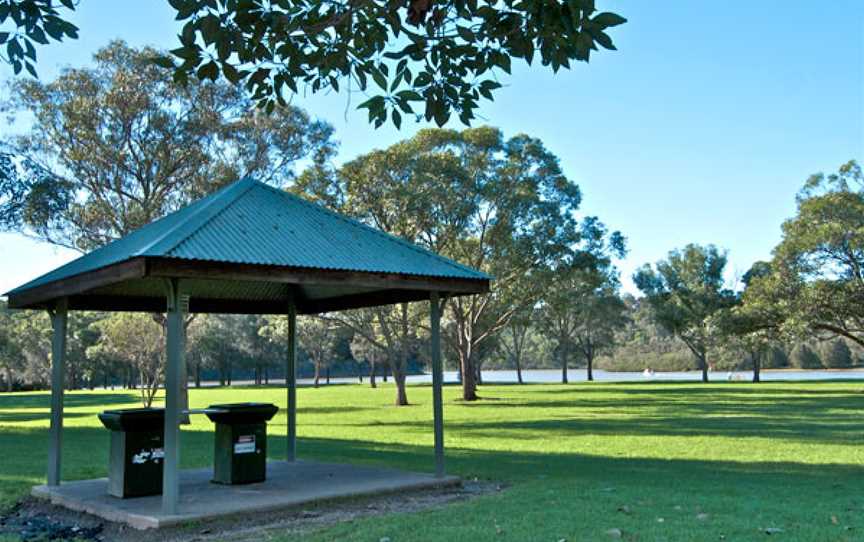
[
  {"xmin": 205, "ymin": 403, "xmax": 279, "ymax": 484},
  {"xmin": 97, "ymin": 408, "xmax": 165, "ymax": 498}
]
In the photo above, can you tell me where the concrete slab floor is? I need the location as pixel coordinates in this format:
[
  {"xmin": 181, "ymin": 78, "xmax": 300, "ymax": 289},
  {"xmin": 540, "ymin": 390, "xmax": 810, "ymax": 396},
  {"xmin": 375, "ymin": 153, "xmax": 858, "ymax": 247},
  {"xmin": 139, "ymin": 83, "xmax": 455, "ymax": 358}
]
[{"xmin": 31, "ymin": 460, "xmax": 460, "ymax": 529}]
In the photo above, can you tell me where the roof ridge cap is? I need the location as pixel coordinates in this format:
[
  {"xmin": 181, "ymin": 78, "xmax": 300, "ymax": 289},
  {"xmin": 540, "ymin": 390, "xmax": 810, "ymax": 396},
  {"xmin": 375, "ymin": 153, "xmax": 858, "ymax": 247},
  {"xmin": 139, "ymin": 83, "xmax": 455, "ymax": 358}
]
[
  {"xmin": 138, "ymin": 178, "xmax": 257, "ymax": 257},
  {"xmin": 262, "ymin": 183, "xmax": 489, "ymax": 279}
]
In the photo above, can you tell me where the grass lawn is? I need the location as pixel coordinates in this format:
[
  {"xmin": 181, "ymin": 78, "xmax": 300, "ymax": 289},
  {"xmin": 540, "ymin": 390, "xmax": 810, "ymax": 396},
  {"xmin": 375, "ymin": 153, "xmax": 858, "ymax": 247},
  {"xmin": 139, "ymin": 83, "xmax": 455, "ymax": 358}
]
[{"xmin": 1, "ymin": 381, "xmax": 862, "ymax": 541}]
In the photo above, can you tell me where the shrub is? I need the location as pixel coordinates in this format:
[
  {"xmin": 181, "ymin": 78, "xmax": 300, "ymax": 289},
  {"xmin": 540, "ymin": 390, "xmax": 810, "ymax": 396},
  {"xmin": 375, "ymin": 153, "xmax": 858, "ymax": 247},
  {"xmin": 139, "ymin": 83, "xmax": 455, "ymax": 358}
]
[
  {"xmin": 762, "ymin": 347, "xmax": 790, "ymax": 369},
  {"xmin": 790, "ymin": 344, "xmax": 823, "ymax": 369},
  {"xmin": 820, "ymin": 340, "xmax": 853, "ymax": 368}
]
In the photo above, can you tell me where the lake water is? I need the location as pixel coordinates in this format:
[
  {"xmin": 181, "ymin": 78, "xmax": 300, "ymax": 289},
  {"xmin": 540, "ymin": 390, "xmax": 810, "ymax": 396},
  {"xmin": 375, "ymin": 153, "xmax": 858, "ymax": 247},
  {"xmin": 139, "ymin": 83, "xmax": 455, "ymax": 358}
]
[{"xmin": 290, "ymin": 368, "xmax": 864, "ymax": 386}]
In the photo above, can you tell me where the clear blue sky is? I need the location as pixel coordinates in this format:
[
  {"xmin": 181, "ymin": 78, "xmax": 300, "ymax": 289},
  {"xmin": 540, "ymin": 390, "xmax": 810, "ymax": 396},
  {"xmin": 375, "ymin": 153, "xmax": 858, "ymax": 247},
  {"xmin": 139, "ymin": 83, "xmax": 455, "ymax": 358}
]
[{"xmin": 1, "ymin": 0, "xmax": 862, "ymax": 295}]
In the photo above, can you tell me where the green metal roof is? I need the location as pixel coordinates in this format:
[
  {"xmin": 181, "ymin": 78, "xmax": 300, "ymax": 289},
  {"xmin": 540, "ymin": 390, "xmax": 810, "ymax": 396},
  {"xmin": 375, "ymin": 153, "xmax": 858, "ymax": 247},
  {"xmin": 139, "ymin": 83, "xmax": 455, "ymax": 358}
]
[{"xmin": 6, "ymin": 177, "xmax": 489, "ymax": 296}]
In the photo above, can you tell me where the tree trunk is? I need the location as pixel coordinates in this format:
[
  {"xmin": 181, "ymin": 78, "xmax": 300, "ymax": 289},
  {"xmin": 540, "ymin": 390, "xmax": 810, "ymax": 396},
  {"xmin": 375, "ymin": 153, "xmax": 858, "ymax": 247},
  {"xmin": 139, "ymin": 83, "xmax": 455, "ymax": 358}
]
[
  {"xmin": 369, "ymin": 362, "xmax": 377, "ymax": 388},
  {"xmin": 141, "ymin": 368, "xmax": 156, "ymax": 408},
  {"xmin": 395, "ymin": 302, "xmax": 410, "ymax": 404},
  {"xmin": 461, "ymin": 353, "xmax": 478, "ymax": 401},
  {"xmin": 586, "ymin": 353, "xmax": 594, "ymax": 382},
  {"xmin": 685, "ymin": 343, "xmax": 710, "ymax": 383},
  {"xmin": 561, "ymin": 345, "xmax": 569, "ymax": 384},
  {"xmin": 313, "ymin": 362, "xmax": 320, "ymax": 388},
  {"xmin": 394, "ymin": 372, "xmax": 408, "ymax": 405},
  {"xmin": 264, "ymin": 367, "xmax": 269, "ymax": 385},
  {"xmin": 4, "ymin": 367, "xmax": 12, "ymax": 392},
  {"xmin": 752, "ymin": 351, "xmax": 761, "ymax": 383},
  {"xmin": 326, "ymin": 367, "xmax": 330, "ymax": 385},
  {"xmin": 699, "ymin": 354, "xmax": 709, "ymax": 382},
  {"xmin": 515, "ymin": 357, "xmax": 523, "ymax": 384},
  {"xmin": 195, "ymin": 363, "xmax": 201, "ymax": 388},
  {"xmin": 227, "ymin": 362, "xmax": 232, "ymax": 386}
]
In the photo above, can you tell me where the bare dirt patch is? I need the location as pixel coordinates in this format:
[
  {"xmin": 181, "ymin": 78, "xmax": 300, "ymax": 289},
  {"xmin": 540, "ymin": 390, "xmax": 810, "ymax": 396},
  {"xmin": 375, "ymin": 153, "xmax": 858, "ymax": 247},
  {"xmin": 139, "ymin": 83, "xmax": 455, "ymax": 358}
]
[{"xmin": 0, "ymin": 480, "xmax": 502, "ymax": 542}]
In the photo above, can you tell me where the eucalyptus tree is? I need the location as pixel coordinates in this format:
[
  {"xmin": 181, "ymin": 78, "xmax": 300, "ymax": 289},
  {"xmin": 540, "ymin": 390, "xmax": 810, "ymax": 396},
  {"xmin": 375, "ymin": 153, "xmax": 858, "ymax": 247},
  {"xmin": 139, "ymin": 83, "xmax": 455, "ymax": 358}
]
[
  {"xmin": 88, "ymin": 314, "xmax": 165, "ymax": 407},
  {"xmin": 185, "ymin": 316, "xmax": 213, "ymax": 388},
  {"xmin": 295, "ymin": 132, "xmax": 440, "ymax": 404},
  {"xmin": 193, "ymin": 314, "xmax": 257, "ymax": 386},
  {"xmin": 634, "ymin": 244, "xmax": 737, "ymax": 382},
  {"xmin": 573, "ymin": 289, "xmax": 627, "ymax": 381},
  {"xmin": 64, "ymin": 311, "xmax": 102, "ymax": 390},
  {"xmin": 263, "ymin": 314, "xmax": 343, "ymax": 389},
  {"xmin": 228, "ymin": 314, "xmax": 281, "ymax": 385},
  {"xmin": 8, "ymin": 308, "xmax": 51, "ymax": 388},
  {"xmin": 0, "ymin": 40, "xmax": 335, "ymax": 250},
  {"xmin": 0, "ymin": 302, "xmax": 23, "ymax": 391},
  {"xmin": 296, "ymin": 126, "xmax": 606, "ymax": 401},
  {"xmin": 317, "ymin": 306, "xmax": 420, "ymax": 404},
  {"xmin": 745, "ymin": 161, "xmax": 864, "ymax": 349},
  {"xmin": 710, "ymin": 260, "xmax": 778, "ymax": 382},
  {"xmin": 294, "ymin": 129, "xmax": 459, "ymax": 404},
  {"xmin": 498, "ymin": 306, "xmax": 536, "ymax": 384},
  {"xmin": 714, "ymin": 307, "xmax": 772, "ymax": 382},
  {"xmin": 350, "ymin": 330, "xmax": 386, "ymax": 388},
  {"xmin": 541, "ymin": 218, "xmax": 626, "ymax": 382},
  {"xmin": 298, "ymin": 317, "xmax": 342, "ymax": 388}
]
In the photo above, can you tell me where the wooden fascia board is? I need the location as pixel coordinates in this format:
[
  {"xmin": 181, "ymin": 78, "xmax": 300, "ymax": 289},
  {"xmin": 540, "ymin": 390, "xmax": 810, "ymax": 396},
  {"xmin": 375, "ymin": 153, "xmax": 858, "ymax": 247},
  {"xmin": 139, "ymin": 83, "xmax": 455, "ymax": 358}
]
[
  {"xmin": 6, "ymin": 258, "xmax": 147, "ymax": 309},
  {"xmin": 146, "ymin": 257, "xmax": 489, "ymax": 295}
]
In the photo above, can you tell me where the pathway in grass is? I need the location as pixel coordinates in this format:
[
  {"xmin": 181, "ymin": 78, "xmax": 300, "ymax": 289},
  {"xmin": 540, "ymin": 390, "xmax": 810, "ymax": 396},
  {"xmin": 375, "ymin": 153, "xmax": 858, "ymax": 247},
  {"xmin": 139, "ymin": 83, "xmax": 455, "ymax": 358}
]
[{"xmin": 1, "ymin": 382, "xmax": 862, "ymax": 541}]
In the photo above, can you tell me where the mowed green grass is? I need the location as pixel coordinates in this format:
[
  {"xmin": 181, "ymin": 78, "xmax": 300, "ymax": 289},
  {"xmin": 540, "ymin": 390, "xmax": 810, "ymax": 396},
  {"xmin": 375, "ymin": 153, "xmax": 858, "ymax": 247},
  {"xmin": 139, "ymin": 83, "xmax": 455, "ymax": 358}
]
[{"xmin": 1, "ymin": 381, "xmax": 863, "ymax": 541}]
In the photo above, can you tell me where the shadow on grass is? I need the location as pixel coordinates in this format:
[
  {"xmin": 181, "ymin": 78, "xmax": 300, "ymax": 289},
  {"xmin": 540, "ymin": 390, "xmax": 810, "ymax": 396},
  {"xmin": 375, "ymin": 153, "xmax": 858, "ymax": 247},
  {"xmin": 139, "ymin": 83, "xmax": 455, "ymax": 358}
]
[
  {"xmin": 3, "ymin": 418, "xmax": 862, "ymax": 524},
  {"xmin": 2, "ymin": 383, "xmax": 862, "ymax": 514},
  {"xmin": 0, "ymin": 392, "xmax": 139, "ymax": 411},
  {"xmin": 315, "ymin": 416, "xmax": 864, "ymax": 446},
  {"xmin": 518, "ymin": 382, "xmax": 864, "ymax": 396},
  {"xmin": 297, "ymin": 406, "xmax": 375, "ymax": 415},
  {"xmin": 291, "ymin": 435, "xmax": 864, "ymax": 488},
  {"xmin": 315, "ymin": 387, "xmax": 864, "ymax": 446},
  {"xmin": 0, "ymin": 411, "xmax": 97, "ymax": 423},
  {"xmin": 3, "ymin": 426, "xmax": 860, "ymax": 495}
]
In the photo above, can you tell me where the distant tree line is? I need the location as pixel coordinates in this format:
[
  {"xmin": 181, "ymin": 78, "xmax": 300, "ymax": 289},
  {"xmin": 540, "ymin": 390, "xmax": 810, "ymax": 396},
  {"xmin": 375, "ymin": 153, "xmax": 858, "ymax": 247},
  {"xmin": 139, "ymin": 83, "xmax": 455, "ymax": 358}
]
[
  {"xmin": 0, "ymin": 305, "xmax": 423, "ymax": 402},
  {"xmin": 628, "ymin": 160, "xmax": 864, "ymax": 382}
]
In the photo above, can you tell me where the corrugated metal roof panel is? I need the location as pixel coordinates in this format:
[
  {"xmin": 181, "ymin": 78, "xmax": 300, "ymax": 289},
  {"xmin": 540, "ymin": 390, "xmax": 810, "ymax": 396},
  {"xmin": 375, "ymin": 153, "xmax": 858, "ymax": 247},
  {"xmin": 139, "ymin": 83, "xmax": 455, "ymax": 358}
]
[
  {"xmin": 167, "ymin": 183, "xmax": 487, "ymax": 279},
  {"xmin": 6, "ymin": 177, "xmax": 488, "ymax": 296}
]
